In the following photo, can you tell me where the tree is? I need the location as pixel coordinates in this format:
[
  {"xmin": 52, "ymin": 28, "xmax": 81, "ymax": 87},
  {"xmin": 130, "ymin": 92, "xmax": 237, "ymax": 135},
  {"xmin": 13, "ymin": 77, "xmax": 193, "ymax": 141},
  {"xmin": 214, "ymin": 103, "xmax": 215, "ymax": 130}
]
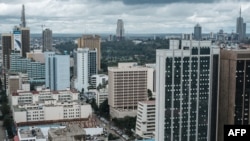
[
  {"xmin": 147, "ymin": 89, "xmax": 155, "ymax": 100},
  {"xmin": 1, "ymin": 103, "xmax": 10, "ymax": 115},
  {"xmin": 112, "ymin": 116, "xmax": 136, "ymax": 137},
  {"xmin": 90, "ymin": 98, "xmax": 99, "ymax": 113},
  {"xmin": 108, "ymin": 133, "xmax": 119, "ymax": 140},
  {"xmin": 99, "ymin": 99, "xmax": 109, "ymax": 119}
]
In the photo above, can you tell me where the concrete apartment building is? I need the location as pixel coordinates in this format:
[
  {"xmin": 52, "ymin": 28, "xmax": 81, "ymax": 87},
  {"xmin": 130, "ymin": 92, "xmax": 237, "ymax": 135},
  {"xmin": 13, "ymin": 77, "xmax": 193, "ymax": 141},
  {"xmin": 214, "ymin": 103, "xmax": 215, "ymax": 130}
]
[
  {"xmin": 11, "ymin": 88, "xmax": 92, "ymax": 124},
  {"xmin": 155, "ymin": 40, "xmax": 220, "ymax": 141},
  {"xmin": 7, "ymin": 73, "xmax": 30, "ymax": 97},
  {"xmin": 136, "ymin": 100, "xmax": 155, "ymax": 139},
  {"xmin": 77, "ymin": 34, "xmax": 101, "ymax": 71},
  {"xmin": 108, "ymin": 63, "xmax": 148, "ymax": 118},
  {"xmin": 217, "ymin": 48, "xmax": 250, "ymax": 141},
  {"xmin": 26, "ymin": 49, "xmax": 45, "ymax": 63},
  {"xmin": 89, "ymin": 88, "xmax": 108, "ymax": 107},
  {"xmin": 90, "ymin": 74, "xmax": 108, "ymax": 88}
]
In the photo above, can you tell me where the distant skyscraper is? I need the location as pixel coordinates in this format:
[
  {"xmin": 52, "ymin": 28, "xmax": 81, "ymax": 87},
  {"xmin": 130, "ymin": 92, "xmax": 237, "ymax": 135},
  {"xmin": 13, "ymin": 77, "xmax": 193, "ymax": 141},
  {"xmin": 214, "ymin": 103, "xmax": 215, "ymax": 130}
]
[
  {"xmin": 1, "ymin": 34, "xmax": 13, "ymax": 70},
  {"xmin": 45, "ymin": 52, "xmax": 70, "ymax": 90},
  {"xmin": 217, "ymin": 49, "xmax": 250, "ymax": 141},
  {"xmin": 42, "ymin": 28, "xmax": 53, "ymax": 51},
  {"xmin": 77, "ymin": 35, "xmax": 101, "ymax": 71},
  {"xmin": 116, "ymin": 19, "xmax": 125, "ymax": 41},
  {"xmin": 236, "ymin": 8, "xmax": 246, "ymax": 41},
  {"xmin": 194, "ymin": 23, "xmax": 202, "ymax": 40},
  {"xmin": 21, "ymin": 27, "xmax": 30, "ymax": 58},
  {"xmin": 73, "ymin": 48, "xmax": 97, "ymax": 92},
  {"xmin": 21, "ymin": 4, "xmax": 26, "ymax": 28},
  {"xmin": 155, "ymin": 40, "xmax": 220, "ymax": 141}
]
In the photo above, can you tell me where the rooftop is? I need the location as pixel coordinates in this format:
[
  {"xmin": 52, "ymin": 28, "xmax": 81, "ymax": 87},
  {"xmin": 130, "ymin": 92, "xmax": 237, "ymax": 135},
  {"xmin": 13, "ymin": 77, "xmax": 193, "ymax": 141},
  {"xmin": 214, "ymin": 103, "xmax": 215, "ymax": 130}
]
[
  {"xmin": 18, "ymin": 127, "xmax": 45, "ymax": 140},
  {"xmin": 140, "ymin": 100, "xmax": 155, "ymax": 105}
]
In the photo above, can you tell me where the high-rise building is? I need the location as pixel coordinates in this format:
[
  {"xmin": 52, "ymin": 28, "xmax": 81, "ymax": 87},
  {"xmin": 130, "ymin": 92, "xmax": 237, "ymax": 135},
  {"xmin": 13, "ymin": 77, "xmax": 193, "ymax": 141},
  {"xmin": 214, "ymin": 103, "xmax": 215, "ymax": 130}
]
[
  {"xmin": 236, "ymin": 8, "xmax": 247, "ymax": 41},
  {"xmin": 108, "ymin": 63, "xmax": 148, "ymax": 118},
  {"xmin": 77, "ymin": 35, "xmax": 101, "ymax": 71},
  {"xmin": 10, "ymin": 53, "xmax": 45, "ymax": 83},
  {"xmin": 116, "ymin": 19, "xmax": 125, "ymax": 41},
  {"xmin": 21, "ymin": 27, "xmax": 30, "ymax": 58},
  {"xmin": 45, "ymin": 52, "xmax": 70, "ymax": 90},
  {"xmin": 21, "ymin": 4, "xmax": 26, "ymax": 28},
  {"xmin": 42, "ymin": 28, "xmax": 53, "ymax": 51},
  {"xmin": 136, "ymin": 100, "xmax": 155, "ymax": 138},
  {"xmin": 1, "ymin": 34, "xmax": 13, "ymax": 70},
  {"xmin": 73, "ymin": 48, "xmax": 97, "ymax": 92},
  {"xmin": 194, "ymin": 23, "xmax": 202, "ymax": 40},
  {"xmin": 217, "ymin": 49, "xmax": 250, "ymax": 141},
  {"xmin": 155, "ymin": 40, "xmax": 220, "ymax": 141}
]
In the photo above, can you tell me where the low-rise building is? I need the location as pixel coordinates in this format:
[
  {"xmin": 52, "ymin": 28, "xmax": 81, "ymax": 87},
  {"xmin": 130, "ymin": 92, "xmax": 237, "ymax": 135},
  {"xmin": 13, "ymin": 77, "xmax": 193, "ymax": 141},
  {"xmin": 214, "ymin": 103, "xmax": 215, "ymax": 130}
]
[
  {"xmin": 48, "ymin": 124, "xmax": 85, "ymax": 141},
  {"xmin": 11, "ymin": 88, "xmax": 92, "ymax": 124},
  {"xmin": 90, "ymin": 74, "xmax": 108, "ymax": 88},
  {"xmin": 13, "ymin": 100, "xmax": 92, "ymax": 124},
  {"xmin": 136, "ymin": 101, "xmax": 155, "ymax": 138},
  {"xmin": 17, "ymin": 127, "xmax": 46, "ymax": 141},
  {"xmin": 11, "ymin": 88, "xmax": 79, "ymax": 105},
  {"xmin": 89, "ymin": 88, "xmax": 108, "ymax": 107}
]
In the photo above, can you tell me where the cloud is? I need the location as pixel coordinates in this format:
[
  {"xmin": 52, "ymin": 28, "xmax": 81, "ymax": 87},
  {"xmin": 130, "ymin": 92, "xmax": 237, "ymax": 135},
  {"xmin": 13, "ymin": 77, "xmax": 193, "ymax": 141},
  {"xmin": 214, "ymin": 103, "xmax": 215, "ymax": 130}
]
[{"xmin": 0, "ymin": 0, "xmax": 249, "ymax": 34}]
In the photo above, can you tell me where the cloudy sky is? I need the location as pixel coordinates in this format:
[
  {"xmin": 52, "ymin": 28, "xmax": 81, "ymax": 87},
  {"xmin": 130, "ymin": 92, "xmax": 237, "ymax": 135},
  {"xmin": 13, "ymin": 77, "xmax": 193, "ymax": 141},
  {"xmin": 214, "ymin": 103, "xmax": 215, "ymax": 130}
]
[{"xmin": 0, "ymin": 0, "xmax": 249, "ymax": 34}]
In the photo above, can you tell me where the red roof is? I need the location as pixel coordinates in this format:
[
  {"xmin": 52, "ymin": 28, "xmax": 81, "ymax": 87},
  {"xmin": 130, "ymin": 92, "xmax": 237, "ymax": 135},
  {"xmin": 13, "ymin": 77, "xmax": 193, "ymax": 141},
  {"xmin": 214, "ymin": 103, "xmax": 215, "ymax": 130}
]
[{"xmin": 13, "ymin": 135, "xmax": 20, "ymax": 141}]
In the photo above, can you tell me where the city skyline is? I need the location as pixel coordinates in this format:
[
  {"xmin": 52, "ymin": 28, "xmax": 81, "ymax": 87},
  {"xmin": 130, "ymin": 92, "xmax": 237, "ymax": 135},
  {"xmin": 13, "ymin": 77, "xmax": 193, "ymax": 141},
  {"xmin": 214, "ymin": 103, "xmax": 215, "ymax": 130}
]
[{"xmin": 0, "ymin": 0, "xmax": 250, "ymax": 34}]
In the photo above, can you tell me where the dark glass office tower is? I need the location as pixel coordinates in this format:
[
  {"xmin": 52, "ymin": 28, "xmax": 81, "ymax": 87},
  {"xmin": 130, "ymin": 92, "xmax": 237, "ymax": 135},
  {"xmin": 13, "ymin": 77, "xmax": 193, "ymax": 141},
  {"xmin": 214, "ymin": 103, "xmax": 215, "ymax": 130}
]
[{"xmin": 156, "ymin": 40, "xmax": 219, "ymax": 141}]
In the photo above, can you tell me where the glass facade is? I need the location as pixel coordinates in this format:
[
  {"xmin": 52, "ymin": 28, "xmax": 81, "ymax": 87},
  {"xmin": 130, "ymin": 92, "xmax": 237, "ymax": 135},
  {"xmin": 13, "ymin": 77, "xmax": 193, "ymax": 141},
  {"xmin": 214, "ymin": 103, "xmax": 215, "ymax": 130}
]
[
  {"xmin": 235, "ymin": 60, "xmax": 250, "ymax": 124},
  {"xmin": 164, "ymin": 46, "xmax": 216, "ymax": 141},
  {"xmin": 10, "ymin": 53, "xmax": 45, "ymax": 82}
]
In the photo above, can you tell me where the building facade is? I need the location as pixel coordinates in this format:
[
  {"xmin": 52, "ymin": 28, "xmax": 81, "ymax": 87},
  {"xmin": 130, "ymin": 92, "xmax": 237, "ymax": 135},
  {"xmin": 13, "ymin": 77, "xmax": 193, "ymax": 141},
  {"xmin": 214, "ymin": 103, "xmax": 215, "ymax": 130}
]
[
  {"xmin": 45, "ymin": 52, "xmax": 70, "ymax": 90},
  {"xmin": 42, "ymin": 28, "xmax": 53, "ymax": 51},
  {"xmin": 21, "ymin": 27, "xmax": 30, "ymax": 58},
  {"xmin": 136, "ymin": 101, "xmax": 155, "ymax": 139},
  {"xmin": 1, "ymin": 33, "xmax": 13, "ymax": 70},
  {"xmin": 90, "ymin": 74, "xmax": 108, "ymax": 88},
  {"xmin": 155, "ymin": 40, "xmax": 220, "ymax": 141},
  {"xmin": 73, "ymin": 48, "xmax": 97, "ymax": 92},
  {"xmin": 77, "ymin": 35, "xmax": 101, "ymax": 71},
  {"xmin": 11, "ymin": 89, "xmax": 92, "ymax": 123},
  {"xmin": 10, "ymin": 53, "xmax": 45, "ymax": 83},
  {"xmin": 217, "ymin": 49, "xmax": 250, "ymax": 141},
  {"xmin": 13, "ymin": 100, "xmax": 92, "ymax": 124},
  {"xmin": 108, "ymin": 63, "xmax": 148, "ymax": 118}
]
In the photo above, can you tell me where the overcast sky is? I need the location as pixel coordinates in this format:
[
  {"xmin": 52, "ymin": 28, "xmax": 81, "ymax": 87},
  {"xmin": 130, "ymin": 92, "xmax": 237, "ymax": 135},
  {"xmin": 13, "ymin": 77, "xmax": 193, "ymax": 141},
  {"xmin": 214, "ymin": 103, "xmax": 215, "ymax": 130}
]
[{"xmin": 0, "ymin": 0, "xmax": 249, "ymax": 34}]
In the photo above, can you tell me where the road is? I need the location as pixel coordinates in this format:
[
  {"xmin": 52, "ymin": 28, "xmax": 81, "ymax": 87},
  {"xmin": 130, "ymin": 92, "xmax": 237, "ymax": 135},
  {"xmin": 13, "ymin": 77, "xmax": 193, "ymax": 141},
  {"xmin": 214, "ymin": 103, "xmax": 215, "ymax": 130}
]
[{"xmin": 94, "ymin": 115, "xmax": 125, "ymax": 141}]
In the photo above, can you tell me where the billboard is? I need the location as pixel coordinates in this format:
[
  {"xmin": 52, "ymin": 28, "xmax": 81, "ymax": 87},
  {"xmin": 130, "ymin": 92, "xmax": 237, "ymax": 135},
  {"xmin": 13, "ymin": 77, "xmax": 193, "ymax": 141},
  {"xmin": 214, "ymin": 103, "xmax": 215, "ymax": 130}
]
[{"xmin": 13, "ymin": 30, "xmax": 22, "ymax": 51}]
